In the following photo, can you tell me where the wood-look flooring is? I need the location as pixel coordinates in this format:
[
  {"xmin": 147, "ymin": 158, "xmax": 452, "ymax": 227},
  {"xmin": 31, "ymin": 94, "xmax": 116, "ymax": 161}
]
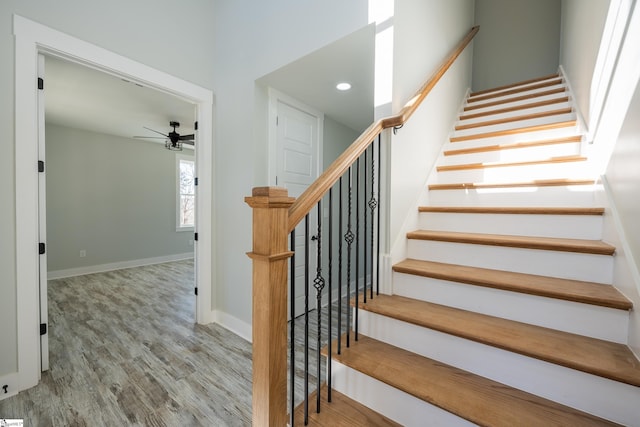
[{"xmin": 0, "ymin": 260, "xmax": 254, "ymax": 426}]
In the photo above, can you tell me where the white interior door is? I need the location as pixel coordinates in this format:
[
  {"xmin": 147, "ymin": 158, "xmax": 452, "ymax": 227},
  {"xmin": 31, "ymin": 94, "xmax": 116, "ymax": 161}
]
[
  {"xmin": 274, "ymin": 97, "xmax": 322, "ymax": 318},
  {"xmin": 38, "ymin": 53, "xmax": 49, "ymax": 372}
]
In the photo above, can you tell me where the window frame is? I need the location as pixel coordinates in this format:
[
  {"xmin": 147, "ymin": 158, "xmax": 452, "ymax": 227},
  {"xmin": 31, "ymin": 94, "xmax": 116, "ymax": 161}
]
[{"xmin": 176, "ymin": 153, "xmax": 195, "ymax": 232}]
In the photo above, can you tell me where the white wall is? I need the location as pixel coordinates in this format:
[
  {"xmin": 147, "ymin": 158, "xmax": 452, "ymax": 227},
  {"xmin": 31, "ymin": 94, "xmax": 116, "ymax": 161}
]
[
  {"xmin": 603, "ymin": 77, "xmax": 640, "ymax": 356},
  {"xmin": 560, "ymin": 0, "xmax": 611, "ymax": 125},
  {"xmin": 0, "ymin": 0, "xmax": 215, "ymax": 378},
  {"xmin": 472, "ymin": 0, "xmax": 561, "ymax": 92},
  {"xmin": 211, "ymin": 0, "xmax": 369, "ymax": 327},
  {"xmin": 45, "ymin": 124, "xmax": 194, "ymax": 273},
  {"xmin": 389, "ymin": 0, "xmax": 475, "ymax": 255}
]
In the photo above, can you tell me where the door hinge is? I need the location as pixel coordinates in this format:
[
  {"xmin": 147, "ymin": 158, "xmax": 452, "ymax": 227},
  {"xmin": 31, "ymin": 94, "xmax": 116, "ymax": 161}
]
[
  {"xmin": 38, "ymin": 160, "xmax": 45, "ymax": 173},
  {"xmin": 40, "ymin": 323, "xmax": 47, "ymax": 336},
  {"xmin": 39, "ymin": 242, "xmax": 46, "ymax": 255},
  {"xmin": 195, "ymin": 177, "xmax": 198, "ymax": 186},
  {"xmin": 194, "ymin": 232, "xmax": 198, "ymax": 241},
  {"xmin": 38, "ymin": 77, "xmax": 44, "ymax": 90},
  {"xmin": 194, "ymin": 121, "xmax": 198, "ymax": 131},
  {"xmin": 194, "ymin": 287, "xmax": 198, "ymax": 296}
]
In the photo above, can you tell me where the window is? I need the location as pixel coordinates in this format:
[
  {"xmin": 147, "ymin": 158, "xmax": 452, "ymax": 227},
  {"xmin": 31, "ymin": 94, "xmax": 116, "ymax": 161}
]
[{"xmin": 177, "ymin": 155, "xmax": 195, "ymax": 230}]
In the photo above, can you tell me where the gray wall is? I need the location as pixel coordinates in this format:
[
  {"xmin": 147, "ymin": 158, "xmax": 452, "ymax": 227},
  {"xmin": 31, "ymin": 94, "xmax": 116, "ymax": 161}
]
[
  {"xmin": 212, "ymin": 0, "xmax": 369, "ymax": 328},
  {"xmin": 46, "ymin": 124, "xmax": 194, "ymax": 272},
  {"xmin": 560, "ymin": 0, "xmax": 610, "ymax": 125},
  {"xmin": 472, "ymin": 0, "xmax": 561, "ymax": 92},
  {"xmin": 1, "ymin": 0, "xmax": 214, "ymax": 377}
]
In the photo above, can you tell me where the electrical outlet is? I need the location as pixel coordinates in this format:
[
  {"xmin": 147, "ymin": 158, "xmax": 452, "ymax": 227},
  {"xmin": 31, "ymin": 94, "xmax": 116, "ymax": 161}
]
[{"xmin": 79, "ymin": 250, "xmax": 86, "ymax": 257}]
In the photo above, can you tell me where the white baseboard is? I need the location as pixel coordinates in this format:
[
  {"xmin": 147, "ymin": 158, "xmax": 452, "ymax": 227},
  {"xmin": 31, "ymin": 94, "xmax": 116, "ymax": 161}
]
[
  {"xmin": 212, "ymin": 310, "xmax": 252, "ymax": 343},
  {"xmin": 47, "ymin": 253, "xmax": 194, "ymax": 280},
  {"xmin": 0, "ymin": 372, "xmax": 20, "ymax": 401}
]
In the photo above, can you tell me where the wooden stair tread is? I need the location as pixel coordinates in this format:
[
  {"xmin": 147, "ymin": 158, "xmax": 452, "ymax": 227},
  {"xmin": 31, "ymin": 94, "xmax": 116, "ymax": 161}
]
[
  {"xmin": 393, "ymin": 258, "xmax": 632, "ymax": 310},
  {"xmin": 450, "ymin": 120, "xmax": 577, "ymax": 142},
  {"xmin": 436, "ymin": 155, "xmax": 586, "ymax": 172},
  {"xmin": 355, "ymin": 295, "xmax": 640, "ymax": 387},
  {"xmin": 459, "ymin": 96, "xmax": 569, "ymax": 120},
  {"xmin": 469, "ymin": 73, "xmax": 559, "ymax": 97},
  {"xmin": 292, "ymin": 384, "xmax": 400, "ymax": 426},
  {"xmin": 406, "ymin": 229, "xmax": 616, "ymax": 255},
  {"xmin": 428, "ymin": 178, "xmax": 596, "ymax": 191},
  {"xmin": 463, "ymin": 87, "xmax": 567, "ymax": 111},
  {"xmin": 468, "ymin": 78, "xmax": 564, "ymax": 103},
  {"xmin": 331, "ymin": 334, "xmax": 621, "ymax": 426},
  {"xmin": 444, "ymin": 135, "xmax": 582, "ymax": 156},
  {"xmin": 454, "ymin": 107, "xmax": 573, "ymax": 131},
  {"xmin": 418, "ymin": 206, "xmax": 605, "ymax": 215}
]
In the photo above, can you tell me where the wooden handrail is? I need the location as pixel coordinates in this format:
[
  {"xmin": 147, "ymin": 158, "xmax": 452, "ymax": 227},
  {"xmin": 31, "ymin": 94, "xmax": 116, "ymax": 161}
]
[{"xmin": 288, "ymin": 25, "xmax": 479, "ymax": 232}]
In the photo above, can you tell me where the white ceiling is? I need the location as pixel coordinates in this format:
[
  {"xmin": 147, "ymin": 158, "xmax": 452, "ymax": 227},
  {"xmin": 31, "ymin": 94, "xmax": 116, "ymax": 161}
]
[
  {"xmin": 44, "ymin": 55, "xmax": 196, "ymax": 143},
  {"xmin": 258, "ymin": 24, "xmax": 375, "ymax": 133},
  {"xmin": 44, "ymin": 24, "xmax": 375, "ymax": 142}
]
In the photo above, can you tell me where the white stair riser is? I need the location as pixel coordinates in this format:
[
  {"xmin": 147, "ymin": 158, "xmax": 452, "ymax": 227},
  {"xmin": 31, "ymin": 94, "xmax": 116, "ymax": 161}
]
[
  {"xmin": 452, "ymin": 113, "xmax": 576, "ymax": 138},
  {"xmin": 464, "ymin": 92, "xmax": 569, "ymax": 116},
  {"xmin": 426, "ymin": 185, "xmax": 600, "ymax": 207},
  {"xmin": 406, "ymin": 239, "xmax": 613, "ymax": 283},
  {"xmin": 466, "ymin": 83, "xmax": 566, "ymax": 107},
  {"xmin": 357, "ymin": 311, "xmax": 640, "ymax": 426},
  {"xmin": 433, "ymin": 161, "xmax": 588, "ymax": 184},
  {"xmin": 449, "ymin": 125, "xmax": 578, "ymax": 147},
  {"xmin": 457, "ymin": 102, "xmax": 572, "ymax": 127},
  {"xmin": 418, "ymin": 212, "xmax": 603, "ymax": 239},
  {"xmin": 392, "ymin": 272, "xmax": 628, "ymax": 343},
  {"xmin": 440, "ymin": 142, "xmax": 582, "ymax": 166},
  {"xmin": 330, "ymin": 361, "xmax": 475, "ymax": 427},
  {"xmin": 468, "ymin": 77, "xmax": 563, "ymax": 100}
]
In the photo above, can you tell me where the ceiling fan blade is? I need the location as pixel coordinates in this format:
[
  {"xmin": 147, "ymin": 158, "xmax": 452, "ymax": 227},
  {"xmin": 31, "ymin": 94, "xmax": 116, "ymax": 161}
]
[
  {"xmin": 179, "ymin": 134, "xmax": 195, "ymax": 141},
  {"xmin": 143, "ymin": 126, "xmax": 169, "ymax": 137},
  {"xmin": 182, "ymin": 140, "xmax": 195, "ymax": 146}
]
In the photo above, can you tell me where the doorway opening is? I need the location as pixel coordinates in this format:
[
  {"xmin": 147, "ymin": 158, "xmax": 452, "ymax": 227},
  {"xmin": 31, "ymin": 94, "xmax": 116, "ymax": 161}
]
[{"xmin": 14, "ymin": 15, "xmax": 214, "ymax": 394}]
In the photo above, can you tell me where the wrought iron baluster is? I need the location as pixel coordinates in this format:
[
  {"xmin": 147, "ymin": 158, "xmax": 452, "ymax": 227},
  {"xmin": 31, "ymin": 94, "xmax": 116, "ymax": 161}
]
[
  {"xmin": 304, "ymin": 214, "xmax": 310, "ymax": 425},
  {"xmin": 376, "ymin": 136, "xmax": 381, "ymax": 296},
  {"xmin": 369, "ymin": 143, "xmax": 378, "ymax": 300},
  {"xmin": 344, "ymin": 168, "xmax": 354, "ymax": 348},
  {"xmin": 313, "ymin": 203, "xmax": 325, "ymax": 413},
  {"xmin": 327, "ymin": 189, "xmax": 333, "ymax": 402},
  {"xmin": 355, "ymin": 157, "xmax": 360, "ymax": 341},
  {"xmin": 338, "ymin": 177, "xmax": 343, "ymax": 355},
  {"xmin": 289, "ymin": 230, "xmax": 296, "ymax": 427},
  {"xmin": 363, "ymin": 148, "xmax": 368, "ymax": 304}
]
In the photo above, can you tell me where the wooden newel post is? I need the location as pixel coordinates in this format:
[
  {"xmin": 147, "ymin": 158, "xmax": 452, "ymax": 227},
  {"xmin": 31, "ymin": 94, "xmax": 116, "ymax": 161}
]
[{"xmin": 245, "ymin": 187, "xmax": 295, "ymax": 426}]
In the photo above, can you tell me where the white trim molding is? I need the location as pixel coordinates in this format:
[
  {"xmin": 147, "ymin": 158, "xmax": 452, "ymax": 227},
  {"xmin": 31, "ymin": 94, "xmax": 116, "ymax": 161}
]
[
  {"xmin": 212, "ymin": 310, "xmax": 252, "ymax": 343},
  {"xmin": 47, "ymin": 253, "xmax": 194, "ymax": 280},
  {"xmin": 13, "ymin": 14, "xmax": 215, "ymax": 394}
]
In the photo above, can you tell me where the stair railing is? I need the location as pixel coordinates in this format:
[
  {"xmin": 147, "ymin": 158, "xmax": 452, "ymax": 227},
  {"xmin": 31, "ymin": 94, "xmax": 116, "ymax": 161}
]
[{"xmin": 246, "ymin": 25, "xmax": 479, "ymax": 426}]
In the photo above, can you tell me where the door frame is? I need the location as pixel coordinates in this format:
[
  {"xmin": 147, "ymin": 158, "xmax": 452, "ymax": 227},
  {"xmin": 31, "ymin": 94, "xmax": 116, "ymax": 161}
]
[{"xmin": 13, "ymin": 15, "xmax": 215, "ymax": 393}]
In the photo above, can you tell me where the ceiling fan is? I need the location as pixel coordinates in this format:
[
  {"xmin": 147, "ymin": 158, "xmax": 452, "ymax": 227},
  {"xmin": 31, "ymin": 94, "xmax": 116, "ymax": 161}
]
[{"xmin": 134, "ymin": 121, "xmax": 194, "ymax": 151}]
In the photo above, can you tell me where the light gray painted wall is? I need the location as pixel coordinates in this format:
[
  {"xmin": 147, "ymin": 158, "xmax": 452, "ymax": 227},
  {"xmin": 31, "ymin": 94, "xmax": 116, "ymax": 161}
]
[
  {"xmin": 323, "ymin": 116, "xmax": 358, "ymax": 170},
  {"xmin": 472, "ymin": 0, "xmax": 561, "ymax": 92},
  {"xmin": 46, "ymin": 124, "xmax": 194, "ymax": 272},
  {"xmin": 211, "ymin": 0, "xmax": 369, "ymax": 327},
  {"xmin": 560, "ymin": 0, "xmax": 610, "ymax": 125},
  {"xmin": 604, "ymin": 77, "xmax": 640, "ymax": 356},
  {"xmin": 1, "ymin": 0, "xmax": 214, "ymax": 377}
]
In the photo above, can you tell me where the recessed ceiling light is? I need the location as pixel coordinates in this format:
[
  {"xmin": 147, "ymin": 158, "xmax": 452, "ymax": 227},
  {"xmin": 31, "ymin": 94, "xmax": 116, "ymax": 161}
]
[{"xmin": 336, "ymin": 82, "xmax": 352, "ymax": 91}]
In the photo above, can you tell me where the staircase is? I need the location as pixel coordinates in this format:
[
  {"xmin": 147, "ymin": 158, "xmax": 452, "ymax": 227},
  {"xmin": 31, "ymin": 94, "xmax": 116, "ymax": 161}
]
[{"xmin": 327, "ymin": 74, "xmax": 640, "ymax": 426}]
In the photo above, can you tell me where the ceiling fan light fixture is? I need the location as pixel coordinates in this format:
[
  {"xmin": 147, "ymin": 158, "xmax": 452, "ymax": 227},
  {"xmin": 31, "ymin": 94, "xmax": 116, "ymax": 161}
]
[
  {"xmin": 165, "ymin": 139, "xmax": 183, "ymax": 151},
  {"xmin": 336, "ymin": 82, "xmax": 352, "ymax": 91}
]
